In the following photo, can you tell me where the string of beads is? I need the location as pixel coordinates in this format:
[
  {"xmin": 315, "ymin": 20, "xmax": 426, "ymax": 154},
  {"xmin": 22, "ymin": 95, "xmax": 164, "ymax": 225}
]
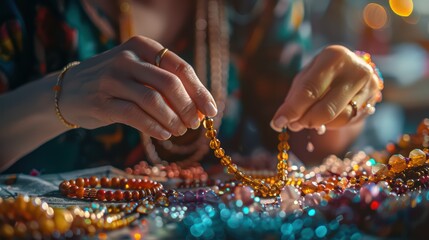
[
  {"xmin": 202, "ymin": 117, "xmax": 296, "ymax": 197},
  {"xmin": 59, "ymin": 176, "xmax": 163, "ymax": 201}
]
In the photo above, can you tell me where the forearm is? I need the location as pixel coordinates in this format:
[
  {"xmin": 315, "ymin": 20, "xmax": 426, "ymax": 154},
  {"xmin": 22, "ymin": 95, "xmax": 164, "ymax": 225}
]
[
  {"xmin": 290, "ymin": 119, "xmax": 365, "ymax": 166},
  {"xmin": 0, "ymin": 72, "xmax": 68, "ymax": 171}
]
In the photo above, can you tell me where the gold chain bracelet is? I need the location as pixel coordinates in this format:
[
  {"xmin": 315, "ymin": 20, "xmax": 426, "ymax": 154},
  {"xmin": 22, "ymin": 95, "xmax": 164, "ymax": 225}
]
[
  {"xmin": 202, "ymin": 117, "xmax": 295, "ymax": 197},
  {"xmin": 53, "ymin": 61, "xmax": 80, "ymax": 129}
]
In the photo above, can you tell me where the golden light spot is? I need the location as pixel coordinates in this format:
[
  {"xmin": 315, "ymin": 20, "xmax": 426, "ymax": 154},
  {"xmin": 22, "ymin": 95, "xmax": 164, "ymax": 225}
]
[
  {"xmin": 363, "ymin": 3, "xmax": 388, "ymax": 30},
  {"xmin": 290, "ymin": 0, "xmax": 304, "ymax": 30},
  {"xmin": 389, "ymin": 0, "xmax": 413, "ymax": 17}
]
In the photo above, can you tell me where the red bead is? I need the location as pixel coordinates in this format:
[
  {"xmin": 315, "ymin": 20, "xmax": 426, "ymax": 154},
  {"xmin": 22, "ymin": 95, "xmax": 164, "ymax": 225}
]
[
  {"xmin": 84, "ymin": 178, "xmax": 90, "ymax": 187},
  {"xmin": 59, "ymin": 181, "xmax": 70, "ymax": 195},
  {"xmin": 105, "ymin": 191, "xmax": 114, "ymax": 201},
  {"xmin": 111, "ymin": 177, "xmax": 120, "ymax": 188},
  {"xmin": 75, "ymin": 178, "xmax": 85, "ymax": 187},
  {"xmin": 123, "ymin": 191, "xmax": 132, "ymax": 201},
  {"xmin": 96, "ymin": 190, "xmax": 106, "ymax": 201},
  {"xmin": 76, "ymin": 187, "xmax": 85, "ymax": 198},
  {"xmin": 89, "ymin": 176, "xmax": 99, "ymax": 187},
  {"xmin": 128, "ymin": 178, "xmax": 137, "ymax": 189},
  {"xmin": 132, "ymin": 191, "xmax": 140, "ymax": 201},
  {"xmin": 120, "ymin": 178, "xmax": 129, "ymax": 189},
  {"xmin": 68, "ymin": 185, "xmax": 79, "ymax": 197},
  {"xmin": 100, "ymin": 177, "xmax": 110, "ymax": 188},
  {"xmin": 114, "ymin": 190, "xmax": 123, "ymax": 201}
]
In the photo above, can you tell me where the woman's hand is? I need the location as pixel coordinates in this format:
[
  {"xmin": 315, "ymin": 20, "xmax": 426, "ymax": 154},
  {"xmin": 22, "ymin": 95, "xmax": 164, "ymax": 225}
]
[
  {"xmin": 59, "ymin": 36, "xmax": 217, "ymax": 140},
  {"xmin": 271, "ymin": 45, "xmax": 381, "ymax": 132}
]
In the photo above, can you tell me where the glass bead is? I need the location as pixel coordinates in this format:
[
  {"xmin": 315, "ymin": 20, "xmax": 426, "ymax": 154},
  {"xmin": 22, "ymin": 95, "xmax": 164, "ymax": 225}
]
[
  {"xmin": 277, "ymin": 161, "xmax": 288, "ymax": 170},
  {"xmin": 227, "ymin": 164, "xmax": 238, "ymax": 174},
  {"xmin": 114, "ymin": 190, "xmax": 123, "ymax": 201},
  {"xmin": 53, "ymin": 208, "xmax": 73, "ymax": 234},
  {"xmin": 209, "ymin": 139, "xmax": 221, "ymax": 149},
  {"xmin": 278, "ymin": 132, "xmax": 289, "ymax": 141},
  {"xmin": 68, "ymin": 185, "xmax": 79, "ymax": 197},
  {"xmin": 76, "ymin": 187, "xmax": 85, "ymax": 199},
  {"xmin": 59, "ymin": 181, "xmax": 70, "ymax": 195},
  {"xmin": 220, "ymin": 156, "xmax": 232, "ymax": 166},
  {"xmin": 407, "ymin": 179, "xmax": 414, "ymax": 188},
  {"xmin": 120, "ymin": 178, "xmax": 129, "ymax": 189},
  {"xmin": 132, "ymin": 191, "xmax": 140, "ymax": 201},
  {"xmin": 277, "ymin": 151, "xmax": 289, "ymax": 161},
  {"xmin": 123, "ymin": 191, "xmax": 132, "ymax": 201},
  {"xmin": 111, "ymin": 177, "xmax": 120, "ymax": 188},
  {"xmin": 203, "ymin": 117, "xmax": 214, "ymax": 129},
  {"xmin": 89, "ymin": 176, "xmax": 99, "ymax": 187},
  {"xmin": 40, "ymin": 219, "xmax": 55, "ymax": 235},
  {"xmin": 105, "ymin": 191, "xmax": 114, "ymax": 201},
  {"xmin": 409, "ymin": 149, "xmax": 426, "ymax": 167},
  {"xmin": 301, "ymin": 182, "xmax": 318, "ymax": 194},
  {"xmin": 388, "ymin": 154, "xmax": 407, "ymax": 173},
  {"xmin": 75, "ymin": 178, "xmax": 85, "ymax": 187},
  {"xmin": 96, "ymin": 190, "xmax": 106, "ymax": 201},
  {"xmin": 156, "ymin": 192, "xmax": 168, "ymax": 206},
  {"xmin": 100, "ymin": 177, "xmax": 111, "ymax": 188},
  {"xmin": 205, "ymin": 129, "xmax": 217, "ymax": 138},
  {"xmin": 214, "ymin": 148, "xmax": 225, "ymax": 158},
  {"xmin": 196, "ymin": 189, "xmax": 206, "ymax": 202},
  {"xmin": 277, "ymin": 141, "xmax": 290, "ymax": 151}
]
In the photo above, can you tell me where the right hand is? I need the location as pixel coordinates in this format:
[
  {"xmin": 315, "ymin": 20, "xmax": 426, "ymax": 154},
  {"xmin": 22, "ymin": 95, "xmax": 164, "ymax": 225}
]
[{"xmin": 58, "ymin": 36, "xmax": 218, "ymax": 140}]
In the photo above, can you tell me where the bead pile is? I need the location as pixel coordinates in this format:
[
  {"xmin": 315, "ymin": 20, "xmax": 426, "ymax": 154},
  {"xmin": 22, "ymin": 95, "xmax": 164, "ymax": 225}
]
[{"xmin": 1, "ymin": 118, "xmax": 429, "ymax": 239}]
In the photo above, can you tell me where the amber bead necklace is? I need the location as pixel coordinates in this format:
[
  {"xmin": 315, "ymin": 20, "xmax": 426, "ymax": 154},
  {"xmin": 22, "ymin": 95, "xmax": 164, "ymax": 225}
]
[
  {"xmin": 0, "ymin": 195, "xmax": 141, "ymax": 239},
  {"xmin": 59, "ymin": 176, "xmax": 163, "ymax": 202},
  {"xmin": 202, "ymin": 117, "xmax": 300, "ymax": 197}
]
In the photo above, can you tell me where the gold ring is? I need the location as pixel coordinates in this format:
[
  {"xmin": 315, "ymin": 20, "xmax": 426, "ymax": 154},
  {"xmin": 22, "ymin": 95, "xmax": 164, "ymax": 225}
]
[
  {"xmin": 349, "ymin": 100, "xmax": 358, "ymax": 119},
  {"xmin": 155, "ymin": 48, "xmax": 168, "ymax": 67}
]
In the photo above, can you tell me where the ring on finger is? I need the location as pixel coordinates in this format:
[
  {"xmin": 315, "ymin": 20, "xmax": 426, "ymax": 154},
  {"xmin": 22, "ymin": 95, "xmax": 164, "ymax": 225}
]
[
  {"xmin": 349, "ymin": 100, "xmax": 358, "ymax": 119},
  {"xmin": 155, "ymin": 48, "xmax": 169, "ymax": 67}
]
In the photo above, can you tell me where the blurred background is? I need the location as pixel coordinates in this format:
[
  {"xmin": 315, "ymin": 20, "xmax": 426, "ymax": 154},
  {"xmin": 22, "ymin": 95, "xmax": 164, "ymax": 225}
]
[{"xmin": 303, "ymin": 0, "xmax": 429, "ymax": 150}]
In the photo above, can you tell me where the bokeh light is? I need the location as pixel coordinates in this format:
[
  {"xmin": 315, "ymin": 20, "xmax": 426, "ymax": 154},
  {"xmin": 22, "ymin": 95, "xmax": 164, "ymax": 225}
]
[
  {"xmin": 389, "ymin": 0, "xmax": 414, "ymax": 17},
  {"xmin": 363, "ymin": 3, "xmax": 388, "ymax": 30}
]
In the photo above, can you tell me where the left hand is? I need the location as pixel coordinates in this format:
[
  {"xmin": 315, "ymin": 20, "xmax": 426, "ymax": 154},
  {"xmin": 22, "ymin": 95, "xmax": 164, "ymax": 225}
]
[{"xmin": 271, "ymin": 45, "xmax": 380, "ymax": 132}]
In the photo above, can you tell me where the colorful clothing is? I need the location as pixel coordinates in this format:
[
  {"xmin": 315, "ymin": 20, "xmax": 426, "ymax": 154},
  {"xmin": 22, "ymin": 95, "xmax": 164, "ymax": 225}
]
[{"xmin": 1, "ymin": 0, "xmax": 309, "ymax": 173}]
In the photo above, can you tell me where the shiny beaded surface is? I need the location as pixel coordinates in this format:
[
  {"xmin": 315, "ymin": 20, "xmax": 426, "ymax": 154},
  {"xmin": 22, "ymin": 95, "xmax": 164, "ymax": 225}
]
[
  {"xmin": 203, "ymin": 117, "xmax": 292, "ymax": 197},
  {"xmin": 59, "ymin": 177, "xmax": 163, "ymax": 201}
]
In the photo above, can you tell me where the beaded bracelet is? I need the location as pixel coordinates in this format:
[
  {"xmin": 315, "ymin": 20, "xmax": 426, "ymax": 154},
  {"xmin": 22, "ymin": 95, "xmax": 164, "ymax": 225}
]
[
  {"xmin": 53, "ymin": 61, "xmax": 80, "ymax": 129},
  {"xmin": 354, "ymin": 51, "xmax": 384, "ymax": 115},
  {"xmin": 202, "ymin": 117, "xmax": 302, "ymax": 198},
  {"xmin": 59, "ymin": 176, "xmax": 163, "ymax": 201}
]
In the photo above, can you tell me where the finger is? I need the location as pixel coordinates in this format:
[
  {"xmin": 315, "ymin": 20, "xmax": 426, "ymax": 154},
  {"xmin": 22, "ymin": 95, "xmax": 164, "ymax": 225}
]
[
  {"xmin": 325, "ymin": 91, "xmax": 368, "ymax": 128},
  {"xmin": 105, "ymin": 99, "xmax": 172, "ymax": 140},
  {"xmin": 114, "ymin": 51, "xmax": 200, "ymax": 130},
  {"xmin": 271, "ymin": 50, "xmax": 340, "ymax": 131},
  {"xmin": 105, "ymin": 76, "xmax": 188, "ymax": 136},
  {"xmin": 120, "ymin": 36, "xmax": 218, "ymax": 117},
  {"xmin": 294, "ymin": 72, "xmax": 368, "ymax": 128}
]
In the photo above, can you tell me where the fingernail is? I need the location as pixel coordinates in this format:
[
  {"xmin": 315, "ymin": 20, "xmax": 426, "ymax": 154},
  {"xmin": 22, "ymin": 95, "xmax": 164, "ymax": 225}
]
[
  {"xmin": 160, "ymin": 130, "xmax": 172, "ymax": 140},
  {"xmin": 272, "ymin": 116, "xmax": 288, "ymax": 130},
  {"xmin": 190, "ymin": 117, "xmax": 201, "ymax": 130},
  {"xmin": 288, "ymin": 122, "xmax": 304, "ymax": 132},
  {"xmin": 270, "ymin": 120, "xmax": 282, "ymax": 132},
  {"xmin": 205, "ymin": 102, "xmax": 218, "ymax": 117},
  {"xmin": 178, "ymin": 126, "xmax": 188, "ymax": 136}
]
